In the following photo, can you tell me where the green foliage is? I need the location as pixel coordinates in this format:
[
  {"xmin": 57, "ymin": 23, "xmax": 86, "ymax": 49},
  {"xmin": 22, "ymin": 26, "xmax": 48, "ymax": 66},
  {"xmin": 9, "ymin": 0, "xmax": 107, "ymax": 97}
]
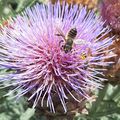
[
  {"xmin": 0, "ymin": 88, "xmax": 35, "ymax": 120},
  {"xmin": 75, "ymin": 84, "xmax": 120, "ymax": 120},
  {"xmin": 20, "ymin": 108, "xmax": 35, "ymax": 120},
  {"xmin": 0, "ymin": 0, "xmax": 46, "ymax": 19},
  {"xmin": 0, "ymin": 69, "xmax": 35, "ymax": 120}
]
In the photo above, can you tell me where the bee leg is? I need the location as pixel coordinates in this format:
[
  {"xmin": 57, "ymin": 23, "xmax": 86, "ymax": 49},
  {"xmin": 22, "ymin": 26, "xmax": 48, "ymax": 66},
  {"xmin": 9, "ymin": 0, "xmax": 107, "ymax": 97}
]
[
  {"xmin": 55, "ymin": 33, "xmax": 65, "ymax": 40},
  {"xmin": 55, "ymin": 33, "xmax": 61, "ymax": 36},
  {"xmin": 58, "ymin": 39, "xmax": 64, "ymax": 50}
]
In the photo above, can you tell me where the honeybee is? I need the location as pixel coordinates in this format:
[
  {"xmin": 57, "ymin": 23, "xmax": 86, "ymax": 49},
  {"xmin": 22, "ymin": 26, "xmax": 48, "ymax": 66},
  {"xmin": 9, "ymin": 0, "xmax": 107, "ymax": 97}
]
[{"xmin": 56, "ymin": 27, "xmax": 88, "ymax": 53}]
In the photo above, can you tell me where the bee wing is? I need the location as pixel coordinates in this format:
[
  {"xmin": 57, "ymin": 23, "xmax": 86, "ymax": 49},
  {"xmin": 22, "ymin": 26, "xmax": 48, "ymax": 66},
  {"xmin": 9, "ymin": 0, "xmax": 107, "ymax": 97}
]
[
  {"xmin": 74, "ymin": 39, "xmax": 87, "ymax": 45},
  {"xmin": 55, "ymin": 26, "xmax": 66, "ymax": 40}
]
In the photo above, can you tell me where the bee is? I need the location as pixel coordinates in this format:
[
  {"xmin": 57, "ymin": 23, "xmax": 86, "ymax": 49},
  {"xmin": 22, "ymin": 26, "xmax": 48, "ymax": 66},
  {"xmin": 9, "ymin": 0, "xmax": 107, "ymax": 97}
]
[
  {"xmin": 56, "ymin": 27, "xmax": 89, "ymax": 53},
  {"xmin": 64, "ymin": 28, "xmax": 78, "ymax": 53},
  {"xmin": 55, "ymin": 27, "xmax": 77, "ymax": 53}
]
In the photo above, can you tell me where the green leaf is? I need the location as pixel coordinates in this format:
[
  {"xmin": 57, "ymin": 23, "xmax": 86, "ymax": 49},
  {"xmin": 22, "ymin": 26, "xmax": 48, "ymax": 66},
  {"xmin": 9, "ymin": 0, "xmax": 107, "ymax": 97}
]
[
  {"xmin": 75, "ymin": 84, "xmax": 120, "ymax": 120},
  {"xmin": 88, "ymin": 84, "xmax": 120, "ymax": 119},
  {"xmin": 0, "ymin": 113, "xmax": 11, "ymax": 120},
  {"xmin": 20, "ymin": 108, "xmax": 35, "ymax": 120}
]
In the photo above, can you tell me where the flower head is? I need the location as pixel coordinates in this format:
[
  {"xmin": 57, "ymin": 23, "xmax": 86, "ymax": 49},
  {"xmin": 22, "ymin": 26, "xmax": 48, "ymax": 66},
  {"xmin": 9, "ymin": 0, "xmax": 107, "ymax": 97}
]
[
  {"xmin": 99, "ymin": 0, "xmax": 120, "ymax": 33},
  {"xmin": 0, "ymin": 2, "xmax": 114, "ymax": 113}
]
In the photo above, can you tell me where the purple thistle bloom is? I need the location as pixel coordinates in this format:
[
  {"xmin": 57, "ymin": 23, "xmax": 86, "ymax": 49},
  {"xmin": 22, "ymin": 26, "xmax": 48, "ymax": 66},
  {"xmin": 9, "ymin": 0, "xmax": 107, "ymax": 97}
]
[{"xmin": 0, "ymin": 2, "xmax": 115, "ymax": 113}]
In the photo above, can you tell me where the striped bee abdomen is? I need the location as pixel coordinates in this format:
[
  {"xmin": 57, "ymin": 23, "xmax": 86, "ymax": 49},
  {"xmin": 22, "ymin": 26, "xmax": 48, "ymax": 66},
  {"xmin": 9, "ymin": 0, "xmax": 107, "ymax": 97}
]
[{"xmin": 67, "ymin": 28, "xmax": 77, "ymax": 39}]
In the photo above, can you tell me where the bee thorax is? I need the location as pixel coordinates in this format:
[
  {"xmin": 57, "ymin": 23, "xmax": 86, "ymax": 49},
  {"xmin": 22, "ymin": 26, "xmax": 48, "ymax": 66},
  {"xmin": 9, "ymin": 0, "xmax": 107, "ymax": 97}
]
[{"xmin": 66, "ymin": 38, "xmax": 73, "ymax": 45}]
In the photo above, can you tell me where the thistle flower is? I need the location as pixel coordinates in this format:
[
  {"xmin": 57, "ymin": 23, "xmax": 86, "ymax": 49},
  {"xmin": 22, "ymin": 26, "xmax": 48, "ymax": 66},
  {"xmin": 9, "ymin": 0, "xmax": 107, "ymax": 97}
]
[
  {"xmin": 0, "ymin": 1, "xmax": 114, "ymax": 113},
  {"xmin": 99, "ymin": 0, "xmax": 120, "ymax": 33},
  {"xmin": 99, "ymin": 0, "xmax": 120, "ymax": 84}
]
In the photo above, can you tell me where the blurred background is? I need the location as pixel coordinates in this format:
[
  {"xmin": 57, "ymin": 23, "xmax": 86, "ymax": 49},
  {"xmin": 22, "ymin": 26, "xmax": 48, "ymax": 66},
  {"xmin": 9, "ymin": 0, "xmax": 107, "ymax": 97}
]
[{"xmin": 0, "ymin": 0, "xmax": 120, "ymax": 120}]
